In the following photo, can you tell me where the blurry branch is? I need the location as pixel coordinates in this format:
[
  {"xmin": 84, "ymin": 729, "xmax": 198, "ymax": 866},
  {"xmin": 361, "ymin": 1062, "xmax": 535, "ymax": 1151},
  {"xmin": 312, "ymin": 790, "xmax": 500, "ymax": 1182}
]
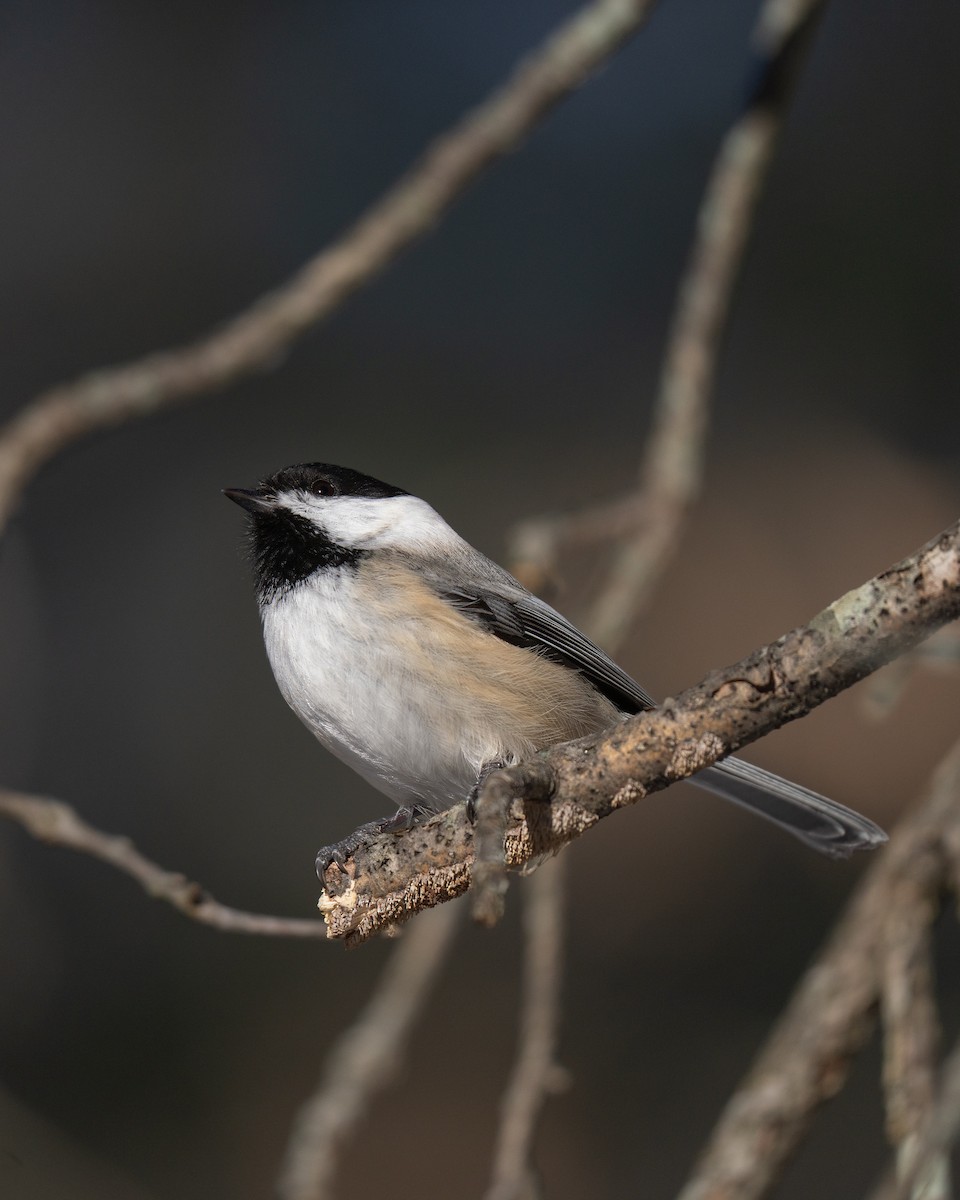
[
  {"xmin": 485, "ymin": 858, "xmax": 568, "ymax": 1200},
  {"xmin": 317, "ymin": 518, "xmax": 960, "ymax": 945},
  {"xmin": 880, "ymin": 877, "xmax": 942, "ymax": 1195},
  {"xmin": 277, "ymin": 902, "xmax": 462, "ymax": 1200},
  {"xmin": 676, "ymin": 734, "xmax": 960, "ymax": 1200},
  {"xmin": 870, "ymin": 1034, "xmax": 960, "ymax": 1200},
  {"xmin": 509, "ymin": 0, "xmax": 826, "ymax": 647},
  {"xmin": 0, "ymin": 0, "xmax": 658, "ymax": 533},
  {"xmin": 0, "ymin": 790, "xmax": 326, "ymax": 939}
]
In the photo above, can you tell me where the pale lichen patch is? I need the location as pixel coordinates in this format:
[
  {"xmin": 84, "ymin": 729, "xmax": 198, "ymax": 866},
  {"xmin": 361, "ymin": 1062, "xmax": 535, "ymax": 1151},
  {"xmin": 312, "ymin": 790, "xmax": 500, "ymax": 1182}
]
[
  {"xmin": 817, "ymin": 577, "xmax": 885, "ymax": 637},
  {"xmin": 611, "ymin": 779, "xmax": 646, "ymax": 808},
  {"xmin": 667, "ymin": 732, "xmax": 725, "ymax": 779},
  {"xmin": 317, "ymin": 882, "xmax": 358, "ymax": 915}
]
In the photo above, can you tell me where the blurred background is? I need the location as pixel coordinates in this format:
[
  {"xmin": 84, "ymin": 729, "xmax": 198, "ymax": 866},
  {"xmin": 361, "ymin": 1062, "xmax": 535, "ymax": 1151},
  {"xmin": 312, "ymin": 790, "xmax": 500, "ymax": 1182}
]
[{"xmin": 1, "ymin": 1, "xmax": 959, "ymax": 1196}]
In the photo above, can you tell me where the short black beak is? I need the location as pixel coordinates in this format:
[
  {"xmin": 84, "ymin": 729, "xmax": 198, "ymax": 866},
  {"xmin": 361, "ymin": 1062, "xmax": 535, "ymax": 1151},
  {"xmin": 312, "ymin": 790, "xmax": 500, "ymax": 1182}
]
[{"xmin": 222, "ymin": 487, "xmax": 275, "ymax": 514}]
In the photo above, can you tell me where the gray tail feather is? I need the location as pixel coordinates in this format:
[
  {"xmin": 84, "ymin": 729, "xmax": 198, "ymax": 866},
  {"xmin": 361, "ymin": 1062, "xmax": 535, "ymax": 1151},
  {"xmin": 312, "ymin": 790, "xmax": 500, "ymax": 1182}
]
[{"xmin": 695, "ymin": 757, "xmax": 887, "ymax": 858}]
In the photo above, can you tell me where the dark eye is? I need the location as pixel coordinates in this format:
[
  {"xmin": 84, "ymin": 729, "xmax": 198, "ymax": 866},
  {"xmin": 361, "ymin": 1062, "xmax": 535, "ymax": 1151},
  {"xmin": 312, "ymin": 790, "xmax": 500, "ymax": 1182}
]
[{"xmin": 308, "ymin": 478, "xmax": 337, "ymax": 497}]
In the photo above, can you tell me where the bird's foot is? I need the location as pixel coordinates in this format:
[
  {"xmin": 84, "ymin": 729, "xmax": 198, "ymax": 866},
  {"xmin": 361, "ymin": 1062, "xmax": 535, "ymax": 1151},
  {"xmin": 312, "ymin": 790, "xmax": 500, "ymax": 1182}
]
[{"xmin": 315, "ymin": 804, "xmax": 436, "ymax": 880}]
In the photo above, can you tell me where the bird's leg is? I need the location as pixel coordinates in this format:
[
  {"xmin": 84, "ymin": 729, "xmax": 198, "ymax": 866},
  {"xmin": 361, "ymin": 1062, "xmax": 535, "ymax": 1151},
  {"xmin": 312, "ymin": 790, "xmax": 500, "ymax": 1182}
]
[{"xmin": 315, "ymin": 804, "xmax": 436, "ymax": 879}]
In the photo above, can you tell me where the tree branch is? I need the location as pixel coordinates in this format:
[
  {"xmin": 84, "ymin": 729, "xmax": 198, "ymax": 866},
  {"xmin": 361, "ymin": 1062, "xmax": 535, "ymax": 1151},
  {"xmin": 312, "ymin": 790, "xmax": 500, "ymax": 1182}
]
[
  {"xmin": 0, "ymin": 790, "xmax": 326, "ymax": 939},
  {"xmin": 0, "ymin": 0, "xmax": 657, "ymax": 532},
  {"xmin": 675, "ymin": 734, "xmax": 960, "ymax": 1200},
  {"xmin": 317, "ymin": 517, "xmax": 960, "ymax": 945}
]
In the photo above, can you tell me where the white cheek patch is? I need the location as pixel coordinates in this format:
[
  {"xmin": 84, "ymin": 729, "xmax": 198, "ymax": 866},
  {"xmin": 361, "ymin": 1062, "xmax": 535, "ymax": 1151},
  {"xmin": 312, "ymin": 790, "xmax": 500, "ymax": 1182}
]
[{"xmin": 276, "ymin": 492, "xmax": 462, "ymax": 552}]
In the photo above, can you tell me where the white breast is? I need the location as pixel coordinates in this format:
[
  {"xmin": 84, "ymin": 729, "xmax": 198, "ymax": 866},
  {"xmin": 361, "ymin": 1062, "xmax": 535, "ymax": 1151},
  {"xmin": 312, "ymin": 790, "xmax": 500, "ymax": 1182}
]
[{"xmin": 260, "ymin": 561, "xmax": 618, "ymax": 811}]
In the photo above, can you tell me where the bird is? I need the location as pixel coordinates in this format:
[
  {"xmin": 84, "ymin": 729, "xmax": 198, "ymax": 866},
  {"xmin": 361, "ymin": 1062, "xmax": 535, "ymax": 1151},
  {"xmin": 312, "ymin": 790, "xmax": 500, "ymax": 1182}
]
[{"xmin": 224, "ymin": 462, "xmax": 886, "ymax": 875}]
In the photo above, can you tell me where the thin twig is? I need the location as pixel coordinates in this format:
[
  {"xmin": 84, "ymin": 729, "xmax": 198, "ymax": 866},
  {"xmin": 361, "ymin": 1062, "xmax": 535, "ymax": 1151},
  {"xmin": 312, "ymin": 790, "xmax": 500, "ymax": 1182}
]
[
  {"xmin": 0, "ymin": 790, "xmax": 326, "ymax": 939},
  {"xmin": 0, "ymin": 0, "xmax": 658, "ymax": 532},
  {"xmin": 510, "ymin": 0, "xmax": 826, "ymax": 635},
  {"xmin": 674, "ymin": 736, "xmax": 960, "ymax": 1200},
  {"xmin": 318, "ymin": 517, "xmax": 960, "ymax": 944},
  {"xmin": 277, "ymin": 901, "xmax": 462, "ymax": 1200},
  {"xmin": 485, "ymin": 858, "xmax": 567, "ymax": 1200}
]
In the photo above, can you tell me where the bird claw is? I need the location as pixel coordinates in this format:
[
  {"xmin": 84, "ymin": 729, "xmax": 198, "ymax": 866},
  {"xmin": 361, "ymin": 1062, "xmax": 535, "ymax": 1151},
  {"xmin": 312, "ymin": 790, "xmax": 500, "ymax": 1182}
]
[{"xmin": 315, "ymin": 805, "xmax": 436, "ymax": 880}]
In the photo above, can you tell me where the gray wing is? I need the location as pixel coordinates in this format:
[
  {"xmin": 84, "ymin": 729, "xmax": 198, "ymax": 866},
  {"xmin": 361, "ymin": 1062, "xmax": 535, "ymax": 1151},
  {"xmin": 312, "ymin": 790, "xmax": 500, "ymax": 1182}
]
[
  {"xmin": 418, "ymin": 549, "xmax": 886, "ymax": 858},
  {"xmin": 438, "ymin": 580, "xmax": 657, "ymax": 713}
]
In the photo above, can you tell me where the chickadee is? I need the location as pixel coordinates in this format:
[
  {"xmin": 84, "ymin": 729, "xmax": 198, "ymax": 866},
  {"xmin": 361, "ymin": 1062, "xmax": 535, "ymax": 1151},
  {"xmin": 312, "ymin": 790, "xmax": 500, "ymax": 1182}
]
[{"xmin": 224, "ymin": 462, "xmax": 886, "ymax": 874}]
